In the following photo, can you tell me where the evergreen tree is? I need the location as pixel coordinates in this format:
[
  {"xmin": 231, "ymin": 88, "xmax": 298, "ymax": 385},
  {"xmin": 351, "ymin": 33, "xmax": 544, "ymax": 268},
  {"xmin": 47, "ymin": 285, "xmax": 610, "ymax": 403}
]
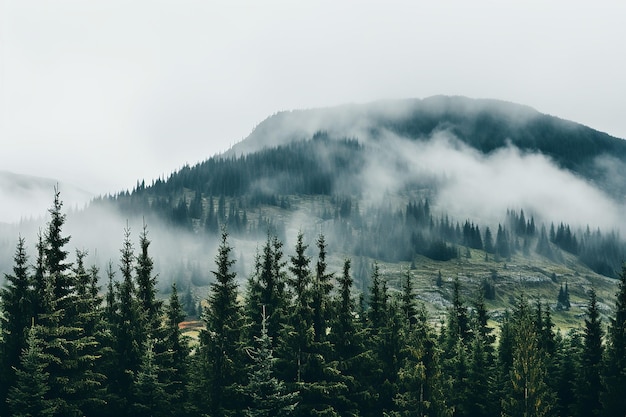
[
  {"xmin": 600, "ymin": 264, "xmax": 626, "ymax": 415},
  {"xmin": 553, "ymin": 331, "xmax": 580, "ymax": 417},
  {"xmin": 6, "ymin": 325, "xmax": 56, "ymax": 417},
  {"xmin": 329, "ymin": 259, "xmax": 362, "ymax": 415},
  {"xmin": 283, "ymin": 231, "xmax": 313, "ymax": 384},
  {"xmin": 0, "ymin": 237, "xmax": 32, "ymax": 406},
  {"xmin": 38, "ymin": 190, "xmax": 104, "ymax": 416},
  {"xmin": 110, "ymin": 226, "xmax": 144, "ymax": 415},
  {"xmin": 575, "ymin": 288, "xmax": 603, "ymax": 417},
  {"xmin": 245, "ymin": 233, "xmax": 287, "ymax": 344},
  {"xmin": 312, "ymin": 234, "xmax": 334, "ymax": 343},
  {"xmin": 367, "ymin": 262, "xmax": 387, "ymax": 331},
  {"xmin": 162, "ymin": 283, "xmax": 189, "ymax": 414},
  {"xmin": 132, "ymin": 340, "xmax": 169, "ymax": 417},
  {"xmin": 135, "ymin": 223, "xmax": 163, "ymax": 343},
  {"xmin": 244, "ymin": 308, "xmax": 298, "ymax": 417},
  {"xmin": 502, "ymin": 296, "xmax": 555, "ymax": 417},
  {"xmin": 199, "ymin": 228, "xmax": 244, "ymax": 417},
  {"xmin": 484, "ymin": 227, "xmax": 494, "ymax": 254},
  {"xmin": 394, "ymin": 303, "xmax": 450, "ymax": 417}
]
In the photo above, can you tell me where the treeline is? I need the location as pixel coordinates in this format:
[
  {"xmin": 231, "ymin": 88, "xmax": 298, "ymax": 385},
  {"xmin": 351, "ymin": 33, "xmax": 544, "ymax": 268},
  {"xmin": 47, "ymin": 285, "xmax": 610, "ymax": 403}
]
[
  {"xmin": 92, "ymin": 132, "xmax": 626, "ymax": 279},
  {"xmin": 2, "ymin": 194, "xmax": 626, "ymax": 416}
]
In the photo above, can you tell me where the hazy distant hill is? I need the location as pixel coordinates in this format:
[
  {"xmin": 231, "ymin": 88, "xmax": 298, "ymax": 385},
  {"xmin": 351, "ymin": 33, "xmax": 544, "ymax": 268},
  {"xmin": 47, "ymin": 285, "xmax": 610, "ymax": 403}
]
[
  {"xmin": 228, "ymin": 96, "xmax": 626, "ymax": 197},
  {"xmin": 3, "ymin": 96, "xmax": 626, "ymax": 321},
  {"xmin": 0, "ymin": 170, "xmax": 93, "ymax": 224}
]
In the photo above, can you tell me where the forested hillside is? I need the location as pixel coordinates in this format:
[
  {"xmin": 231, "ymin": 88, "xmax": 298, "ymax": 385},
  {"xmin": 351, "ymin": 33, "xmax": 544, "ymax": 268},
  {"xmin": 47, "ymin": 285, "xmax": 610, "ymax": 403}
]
[
  {"xmin": 1, "ymin": 193, "xmax": 626, "ymax": 416},
  {"xmin": 2, "ymin": 96, "xmax": 626, "ymax": 415}
]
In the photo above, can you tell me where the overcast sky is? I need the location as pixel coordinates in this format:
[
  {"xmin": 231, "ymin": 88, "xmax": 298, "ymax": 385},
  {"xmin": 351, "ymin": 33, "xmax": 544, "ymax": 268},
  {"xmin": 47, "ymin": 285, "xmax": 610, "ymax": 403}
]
[{"xmin": 2, "ymin": 0, "xmax": 625, "ymax": 196}]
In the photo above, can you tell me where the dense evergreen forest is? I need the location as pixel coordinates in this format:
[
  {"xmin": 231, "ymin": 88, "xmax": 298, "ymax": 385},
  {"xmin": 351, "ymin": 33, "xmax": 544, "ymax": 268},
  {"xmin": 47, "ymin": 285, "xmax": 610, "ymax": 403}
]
[
  {"xmin": 2, "ymin": 192, "xmax": 626, "ymax": 416},
  {"xmin": 97, "ymin": 133, "xmax": 626, "ymax": 280}
]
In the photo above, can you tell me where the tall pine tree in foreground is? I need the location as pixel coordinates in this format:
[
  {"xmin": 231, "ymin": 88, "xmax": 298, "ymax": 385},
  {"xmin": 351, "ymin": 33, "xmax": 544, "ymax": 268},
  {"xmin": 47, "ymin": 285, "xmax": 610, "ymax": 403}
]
[
  {"xmin": 502, "ymin": 296, "xmax": 554, "ymax": 417},
  {"xmin": 198, "ymin": 228, "xmax": 244, "ymax": 417},
  {"xmin": 575, "ymin": 288, "xmax": 603, "ymax": 417},
  {"xmin": 6, "ymin": 324, "xmax": 56, "ymax": 417},
  {"xmin": 244, "ymin": 307, "xmax": 298, "ymax": 417},
  {"xmin": 601, "ymin": 264, "xmax": 626, "ymax": 415},
  {"xmin": 0, "ymin": 237, "xmax": 32, "ymax": 406}
]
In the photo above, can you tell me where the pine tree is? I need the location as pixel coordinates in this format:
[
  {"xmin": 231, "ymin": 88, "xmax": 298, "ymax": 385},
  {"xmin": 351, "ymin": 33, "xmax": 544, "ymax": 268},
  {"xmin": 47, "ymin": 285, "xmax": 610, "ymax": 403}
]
[
  {"xmin": 7, "ymin": 324, "xmax": 56, "ymax": 417},
  {"xmin": 132, "ymin": 341, "xmax": 169, "ymax": 417},
  {"xmin": 575, "ymin": 288, "xmax": 603, "ymax": 417},
  {"xmin": 329, "ymin": 259, "xmax": 362, "ymax": 415},
  {"xmin": 394, "ymin": 302, "xmax": 450, "ymax": 417},
  {"xmin": 245, "ymin": 233, "xmax": 287, "ymax": 344},
  {"xmin": 283, "ymin": 231, "xmax": 313, "ymax": 384},
  {"xmin": 502, "ymin": 296, "xmax": 555, "ymax": 417},
  {"xmin": 312, "ymin": 234, "xmax": 334, "ymax": 343},
  {"xmin": 135, "ymin": 223, "xmax": 162, "ymax": 343},
  {"xmin": 0, "ymin": 236, "xmax": 32, "ymax": 405},
  {"xmin": 162, "ymin": 283, "xmax": 189, "ymax": 414},
  {"xmin": 244, "ymin": 308, "xmax": 298, "ymax": 417},
  {"xmin": 110, "ymin": 226, "xmax": 144, "ymax": 415},
  {"xmin": 200, "ymin": 228, "xmax": 244, "ymax": 417},
  {"xmin": 367, "ymin": 262, "xmax": 387, "ymax": 331},
  {"xmin": 600, "ymin": 264, "xmax": 626, "ymax": 415},
  {"xmin": 38, "ymin": 189, "xmax": 104, "ymax": 416},
  {"xmin": 484, "ymin": 227, "xmax": 494, "ymax": 254}
]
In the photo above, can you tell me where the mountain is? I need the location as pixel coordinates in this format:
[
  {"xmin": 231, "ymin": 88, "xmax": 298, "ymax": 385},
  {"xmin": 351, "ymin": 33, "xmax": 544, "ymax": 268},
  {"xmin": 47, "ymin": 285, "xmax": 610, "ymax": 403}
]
[
  {"xmin": 0, "ymin": 171, "xmax": 93, "ymax": 224},
  {"xmin": 3, "ymin": 96, "xmax": 625, "ymax": 324},
  {"xmin": 228, "ymin": 96, "xmax": 626, "ymax": 196}
]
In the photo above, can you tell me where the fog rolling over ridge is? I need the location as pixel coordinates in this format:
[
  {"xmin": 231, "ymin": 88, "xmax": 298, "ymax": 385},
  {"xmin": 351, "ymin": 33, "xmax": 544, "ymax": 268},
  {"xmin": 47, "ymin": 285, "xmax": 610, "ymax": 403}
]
[
  {"xmin": 2, "ymin": 96, "xmax": 626, "ymax": 283},
  {"xmin": 229, "ymin": 96, "xmax": 626, "ymax": 230},
  {"xmin": 0, "ymin": 171, "xmax": 93, "ymax": 224}
]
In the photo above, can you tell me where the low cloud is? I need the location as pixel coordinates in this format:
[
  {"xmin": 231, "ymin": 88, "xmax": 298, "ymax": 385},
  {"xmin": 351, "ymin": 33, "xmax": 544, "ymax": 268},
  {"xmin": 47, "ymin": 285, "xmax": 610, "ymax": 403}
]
[{"xmin": 359, "ymin": 131, "xmax": 623, "ymax": 231}]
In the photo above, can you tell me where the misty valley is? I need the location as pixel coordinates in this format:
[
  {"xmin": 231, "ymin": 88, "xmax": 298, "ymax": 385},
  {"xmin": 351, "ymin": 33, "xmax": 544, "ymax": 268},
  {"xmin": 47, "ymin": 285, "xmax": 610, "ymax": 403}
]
[{"xmin": 2, "ymin": 96, "xmax": 626, "ymax": 416}]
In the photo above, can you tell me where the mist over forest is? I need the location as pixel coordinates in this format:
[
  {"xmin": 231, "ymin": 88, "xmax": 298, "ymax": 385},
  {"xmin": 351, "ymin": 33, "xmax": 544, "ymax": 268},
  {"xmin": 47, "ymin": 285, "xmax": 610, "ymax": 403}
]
[
  {"xmin": 4, "ymin": 96, "xmax": 626, "ymax": 416},
  {"xmin": 2, "ymin": 97, "xmax": 626, "ymax": 288}
]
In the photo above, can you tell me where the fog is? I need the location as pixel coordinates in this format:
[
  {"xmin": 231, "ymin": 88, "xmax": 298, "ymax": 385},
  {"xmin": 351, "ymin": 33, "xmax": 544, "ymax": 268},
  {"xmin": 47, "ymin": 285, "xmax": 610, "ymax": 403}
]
[
  {"xmin": 2, "ymin": 98, "xmax": 626, "ymax": 286},
  {"xmin": 360, "ymin": 131, "xmax": 623, "ymax": 231}
]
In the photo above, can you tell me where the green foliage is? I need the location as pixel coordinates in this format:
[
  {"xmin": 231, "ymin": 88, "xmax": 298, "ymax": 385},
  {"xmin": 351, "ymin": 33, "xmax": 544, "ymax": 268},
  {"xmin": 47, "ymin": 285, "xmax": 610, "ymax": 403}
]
[{"xmin": 5, "ymin": 192, "xmax": 626, "ymax": 417}]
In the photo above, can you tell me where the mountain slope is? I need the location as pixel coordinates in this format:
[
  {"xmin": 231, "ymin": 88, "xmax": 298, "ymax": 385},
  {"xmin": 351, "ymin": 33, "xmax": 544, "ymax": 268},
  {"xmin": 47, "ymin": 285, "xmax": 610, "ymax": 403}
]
[
  {"xmin": 0, "ymin": 171, "xmax": 93, "ymax": 224},
  {"xmin": 228, "ymin": 96, "xmax": 626, "ymax": 197},
  {"xmin": 3, "ymin": 96, "xmax": 625, "ymax": 326}
]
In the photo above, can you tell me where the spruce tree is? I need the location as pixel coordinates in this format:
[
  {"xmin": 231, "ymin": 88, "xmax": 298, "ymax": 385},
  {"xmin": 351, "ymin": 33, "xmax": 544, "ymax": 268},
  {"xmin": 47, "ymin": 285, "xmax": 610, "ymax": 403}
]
[
  {"xmin": 502, "ymin": 296, "xmax": 555, "ymax": 417},
  {"xmin": 162, "ymin": 283, "xmax": 189, "ymax": 414},
  {"xmin": 132, "ymin": 341, "xmax": 169, "ymax": 417},
  {"xmin": 39, "ymin": 189, "xmax": 104, "ymax": 416},
  {"xmin": 200, "ymin": 228, "xmax": 244, "ymax": 417},
  {"xmin": 283, "ymin": 231, "xmax": 313, "ymax": 384},
  {"xmin": 244, "ymin": 308, "xmax": 298, "ymax": 417},
  {"xmin": 0, "ymin": 237, "xmax": 32, "ymax": 406},
  {"xmin": 312, "ymin": 233, "xmax": 333, "ymax": 343},
  {"xmin": 135, "ymin": 223, "xmax": 163, "ymax": 343},
  {"xmin": 110, "ymin": 226, "xmax": 144, "ymax": 415},
  {"xmin": 329, "ymin": 259, "xmax": 362, "ymax": 415},
  {"xmin": 575, "ymin": 288, "xmax": 603, "ymax": 417},
  {"xmin": 600, "ymin": 264, "xmax": 626, "ymax": 415},
  {"xmin": 7, "ymin": 325, "xmax": 56, "ymax": 417}
]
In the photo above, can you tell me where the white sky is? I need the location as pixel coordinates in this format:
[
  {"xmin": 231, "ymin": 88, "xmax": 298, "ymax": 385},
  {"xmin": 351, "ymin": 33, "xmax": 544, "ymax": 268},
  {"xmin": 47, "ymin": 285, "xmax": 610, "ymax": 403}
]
[{"xmin": 1, "ymin": 0, "xmax": 625, "ymax": 196}]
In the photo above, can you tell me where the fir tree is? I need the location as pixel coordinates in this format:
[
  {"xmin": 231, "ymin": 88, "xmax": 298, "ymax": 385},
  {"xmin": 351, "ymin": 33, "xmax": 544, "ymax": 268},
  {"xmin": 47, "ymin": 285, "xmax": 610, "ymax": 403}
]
[
  {"xmin": 135, "ymin": 223, "xmax": 162, "ymax": 343},
  {"xmin": 7, "ymin": 324, "xmax": 56, "ymax": 417},
  {"xmin": 502, "ymin": 296, "xmax": 555, "ymax": 417},
  {"xmin": 132, "ymin": 341, "xmax": 169, "ymax": 417},
  {"xmin": 162, "ymin": 283, "xmax": 189, "ymax": 413},
  {"xmin": 600, "ymin": 264, "xmax": 626, "ymax": 415},
  {"xmin": 0, "ymin": 237, "xmax": 32, "ymax": 405},
  {"xmin": 575, "ymin": 288, "xmax": 603, "ymax": 417},
  {"xmin": 199, "ymin": 227, "xmax": 244, "ymax": 417},
  {"xmin": 244, "ymin": 308, "xmax": 298, "ymax": 417},
  {"xmin": 110, "ymin": 226, "xmax": 144, "ymax": 415},
  {"xmin": 312, "ymin": 233, "xmax": 334, "ymax": 343}
]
